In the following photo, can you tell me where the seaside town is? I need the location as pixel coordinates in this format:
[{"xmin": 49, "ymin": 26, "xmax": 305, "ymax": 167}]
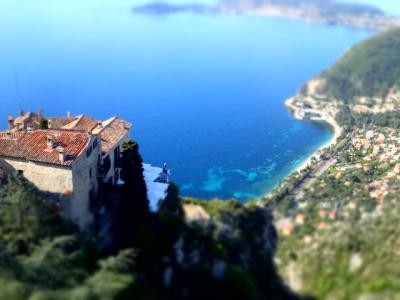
[{"xmin": 264, "ymin": 67, "xmax": 400, "ymax": 296}]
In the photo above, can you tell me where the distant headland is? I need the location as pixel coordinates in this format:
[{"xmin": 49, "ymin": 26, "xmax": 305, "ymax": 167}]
[
  {"xmin": 132, "ymin": 3, "xmax": 217, "ymax": 15},
  {"xmin": 133, "ymin": 0, "xmax": 400, "ymax": 31}
]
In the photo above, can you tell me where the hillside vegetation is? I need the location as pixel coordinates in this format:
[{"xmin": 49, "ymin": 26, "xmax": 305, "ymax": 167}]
[
  {"xmin": 0, "ymin": 142, "xmax": 303, "ymax": 300},
  {"xmin": 320, "ymin": 28, "xmax": 400, "ymax": 101}
]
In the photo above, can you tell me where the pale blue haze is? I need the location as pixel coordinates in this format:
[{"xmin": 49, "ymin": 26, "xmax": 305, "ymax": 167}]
[{"xmin": 0, "ymin": 1, "xmax": 371, "ymax": 200}]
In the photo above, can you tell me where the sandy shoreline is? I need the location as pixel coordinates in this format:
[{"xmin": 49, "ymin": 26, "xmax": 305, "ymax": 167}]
[{"xmin": 284, "ymin": 97, "xmax": 342, "ymax": 175}]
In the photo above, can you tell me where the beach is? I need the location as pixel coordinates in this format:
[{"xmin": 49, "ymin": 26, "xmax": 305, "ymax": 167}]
[{"xmin": 284, "ymin": 97, "xmax": 343, "ymax": 174}]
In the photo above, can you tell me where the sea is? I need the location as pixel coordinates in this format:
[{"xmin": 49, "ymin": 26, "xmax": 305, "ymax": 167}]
[{"xmin": 0, "ymin": 0, "xmax": 372, "ymax": 201}]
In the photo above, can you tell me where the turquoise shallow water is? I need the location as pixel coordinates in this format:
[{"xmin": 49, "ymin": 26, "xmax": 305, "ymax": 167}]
[{"xmin": 0, "ymin": 1, "xmax": 371, "ymax": 201}]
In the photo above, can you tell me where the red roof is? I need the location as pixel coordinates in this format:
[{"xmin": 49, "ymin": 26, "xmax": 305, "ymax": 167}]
[
  {"xmin": 55, "ymin": 115, "xmax": 132, "ymax": 154},
  {"xmin": 14, "ymin": 112, "xmax": 40, "ymax": 125},
  {"xmin": 93, "ymin": 117, "xmax": 132, "ymax": 153},
  {"xmin": 61, "ymin": 115, "xmax": 99, "ymax": 132},
  {"xmin": 48, "ymin": 117, "xmax": 74, "ymax": 129},
  {"xmin": 0, "ymin": 130, "xmax": 90, "ymax": 167}
]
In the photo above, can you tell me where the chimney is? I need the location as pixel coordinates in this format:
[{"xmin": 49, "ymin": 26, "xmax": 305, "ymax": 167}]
[
  {"xmin": 56, "ymin": 145, "xmax": 65, "ymax": 163},
  {"xmin": 7, "ymin": 116, "xmax": 14, "ymax": 130},
  {"xmin": 67, "ymin": 111, "xmax": 72, "ymax": 119},
  {"xmin": 19, "ymin": 110, "xmax": 24, "ymax": 117},
  {"xmin": 47, "ymin": 135, "xmax": 54, "ymax": 150}
]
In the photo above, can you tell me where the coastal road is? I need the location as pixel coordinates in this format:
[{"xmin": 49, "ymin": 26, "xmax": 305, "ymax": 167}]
[{"xmin": 292, "ymin": 158, "xmax": 337, "ymax": 201}]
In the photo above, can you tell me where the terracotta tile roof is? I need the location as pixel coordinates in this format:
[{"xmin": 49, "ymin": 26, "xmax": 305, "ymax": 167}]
[
  {"xmin": 0, "ymin": 130, "xmax": 90, "ymax": 167},
  {"xmin": 5, "ymin": 112, "xmax": 131, "ymax": 158},
  {"xmin": 48, "ymin": 117, "xmax": 75, "ymax": 129},
  {"xmin": 61, "ymin": 115, "xmax": 99, "ymax": 132},
  {"xmin": 92, "ymin": 117, "xmax": 132, "ymax": 153},
  {"xmin": 14, "ymin": 112, "xmax": 40, "ymax": 125}
]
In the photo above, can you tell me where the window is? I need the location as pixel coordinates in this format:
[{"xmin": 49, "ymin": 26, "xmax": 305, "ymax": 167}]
[
  {"xmin": 103, "ymin": 155, "xmax": 111, "ymax": 174},
  {"xmin": 17, "ymin": 170, "xmax": 24, "ymax": 177},
  {"xmin": 114, "ymin": 146, "xmax": 120, "ymax": 160},
  {"xmin": 86, "ymin": 147, "xmax": 93, "ymax": 158},
  {"xmin": 89, "ymin": 188, "xmax": 97, "ymax": 212},
  {"xmin": 93, "ymin": 138, "xmax": 98, "ymax": 149},
  {"xmin": 0, "ymin": 167, "xmax": 5, "ymax": 184},
  {"xmin": 89, "ymin": 168, "xmax": 92, "ymax": 178},
  {"xmin": 114, "ymin": 146, "xmax": 121, "ymax": 167}
]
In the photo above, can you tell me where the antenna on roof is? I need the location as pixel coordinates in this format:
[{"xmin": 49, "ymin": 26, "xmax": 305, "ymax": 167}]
[{"xmin": 14, "ymin": 72, "xmax": 22, "ymax": 111}]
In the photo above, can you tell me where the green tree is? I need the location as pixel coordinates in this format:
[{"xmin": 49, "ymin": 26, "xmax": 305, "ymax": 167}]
[
  {"xmin": 120, "ymin": 141, "xmax": 148, "ymax": 211},
  {"xmin": 39, "ymin": 119, "xmax": 49, "ymax": 130},
  {"xmin": 114, "ymin": 141, "xmax": 150, "ymax": 250},
  {"xmin": 158, "ymin": 183, "xmax": 184, "ymax": 223},
  {"xmin": 0, "ymin": 177, "xmax": 53, "ymax": 249}
]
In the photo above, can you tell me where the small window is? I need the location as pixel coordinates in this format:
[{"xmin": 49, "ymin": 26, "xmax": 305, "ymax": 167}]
[
  {"xmin": 93, "ymin": 138, "xmax": 98, "ymax": 149},
  {"xmin": 0, "ymin": 168, "xmax": 5, "ymax": 183},
  {"xmin": 89, "ymin": 168, "xmax": 92, "ymax": 178},
  {"xmin": 86, "ymin": 147, "xmax": 93, "ymax": 158},
  {"xmin": 17, "ymin": 170, "xmax": 24, "ymax": 177},
  {"xmin": 103, "ymin": 155, "xmax": 111, "ymax": 174},
  {"xmin": 114, "ymin": 146, "xmax": 120, "ymax": 161}
]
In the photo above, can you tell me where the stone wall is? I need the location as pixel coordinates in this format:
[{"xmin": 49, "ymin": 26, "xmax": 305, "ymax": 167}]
[
  {"xmin": 102, "ymin": 132, "xmax": 131, "ymax": 184},
  {"xmin": 0, "ymin": 134, "xmax": 101, "ymax": 230},
  {"xmin": 0, "ymin": 157, "xmax": 74, "ymax": 222},
  {"xmin": 0, "ymin": 157, "xmax": 73, "ymax": 193},
  {"xmin": 70, "ymin": 134, "xmax": 101, "ymax": 229}
]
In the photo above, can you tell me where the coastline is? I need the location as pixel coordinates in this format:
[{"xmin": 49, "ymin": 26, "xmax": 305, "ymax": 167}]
[
  {"xmin": 284, "ymin": 97, "xmax": 342, "ymax": 175},
  {"xmin": 241, "ymin": 7, "xmax": 400, "ymax": 31},
  {"xmin": 133, "ymin": 3, "xmax": 400, "ymax": 31}
]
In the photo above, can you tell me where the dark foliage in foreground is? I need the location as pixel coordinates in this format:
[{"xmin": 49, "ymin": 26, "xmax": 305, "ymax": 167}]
[{"xmin": 0, "ymin": 141, "xmax": 306, "ymax": 300}]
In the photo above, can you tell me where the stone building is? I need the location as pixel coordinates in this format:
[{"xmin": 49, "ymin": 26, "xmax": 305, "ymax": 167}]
[
  {"xmin": 8, "ymin": 111, "xmax": 41, "ymax": 131},
  {"xmin": 0, "ymin": 112, "xmax": 133, "ymax": 229},
  {"xmin": 51, "ymin": 114, "xmax": 132, "ymax": 184},
  {"xmin": 0, "ymin": 129, "xmax": 100, "ymax": 229}
]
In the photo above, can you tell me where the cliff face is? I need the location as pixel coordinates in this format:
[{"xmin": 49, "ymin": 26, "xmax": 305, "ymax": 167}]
[{"xmin": 178, "ymin": 200, "xmax": 303, "ymax": 299}]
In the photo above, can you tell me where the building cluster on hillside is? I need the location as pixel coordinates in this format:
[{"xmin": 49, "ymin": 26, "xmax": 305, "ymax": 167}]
[
  {"xmin": 275, "ymin": 125, "xmax": 400, "ymax": 239},
  {"xmin": 351, "ymin": 90, "xmax": 400, "ymax": 114},
  {"xmin": 0, "ymin": 111, "xmax": 169, "ymax": 229},
  {"xmin": 350, "ymin": 127, "xmax": 400, "ymax": 206}
]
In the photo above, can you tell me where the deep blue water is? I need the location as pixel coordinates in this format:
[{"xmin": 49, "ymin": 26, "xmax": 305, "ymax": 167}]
[{"xmin": 0, "ymin": 1, "xmax": 371, "ymax": 201}]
